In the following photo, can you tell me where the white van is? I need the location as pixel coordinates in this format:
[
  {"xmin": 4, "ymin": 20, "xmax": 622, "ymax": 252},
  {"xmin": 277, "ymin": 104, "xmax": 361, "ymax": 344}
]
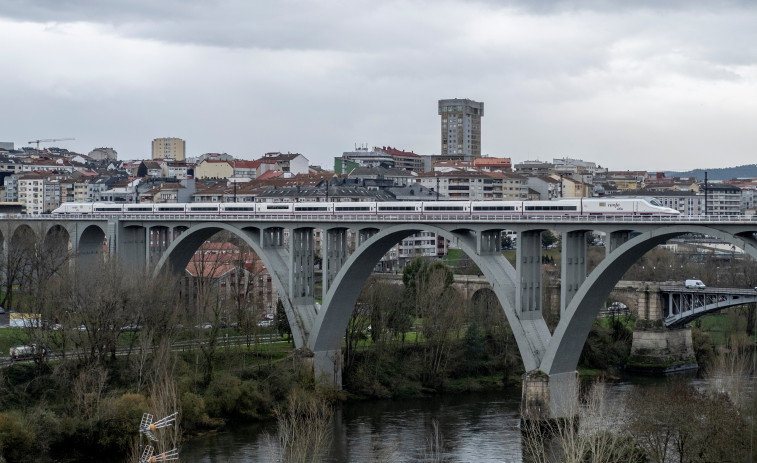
[{"xmin": 685, "ymin": 279, "xmax": 706, "ymax": 289}]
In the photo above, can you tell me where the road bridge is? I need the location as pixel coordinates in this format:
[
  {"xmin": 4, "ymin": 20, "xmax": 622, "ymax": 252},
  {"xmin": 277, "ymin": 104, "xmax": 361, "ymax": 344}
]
[
  {"xmin": 661, "ymin": 286, "xmax": 757, "ymax": 327},
  {"xmin": 4, "ymin": 213, "xmax": 757, "ymax": 419}
]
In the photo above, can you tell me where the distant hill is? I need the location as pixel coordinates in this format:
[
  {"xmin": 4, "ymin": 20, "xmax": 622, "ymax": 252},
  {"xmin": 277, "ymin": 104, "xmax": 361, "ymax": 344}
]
[{"xmin": 664, "ymin": 164, "xmax": 757, "ymax": 181}]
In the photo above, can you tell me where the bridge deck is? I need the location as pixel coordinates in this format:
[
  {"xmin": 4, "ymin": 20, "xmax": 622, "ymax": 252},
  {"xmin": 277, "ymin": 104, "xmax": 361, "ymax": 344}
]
[{"xmin": 16, "ymin": 213, "xmax": 757, "ymax": 225}]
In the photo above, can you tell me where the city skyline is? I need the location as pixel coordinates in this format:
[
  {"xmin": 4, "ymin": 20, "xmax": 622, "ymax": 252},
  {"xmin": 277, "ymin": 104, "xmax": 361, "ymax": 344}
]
[{"xmin": 1, "ymin": 1, "xmax": 756, "ymax": 170}]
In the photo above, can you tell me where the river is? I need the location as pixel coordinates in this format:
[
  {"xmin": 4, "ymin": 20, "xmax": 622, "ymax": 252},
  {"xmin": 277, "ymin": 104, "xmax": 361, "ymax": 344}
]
[{"xmin": 178, "ymin": 375, "xmax": 693, "ymax": 462}]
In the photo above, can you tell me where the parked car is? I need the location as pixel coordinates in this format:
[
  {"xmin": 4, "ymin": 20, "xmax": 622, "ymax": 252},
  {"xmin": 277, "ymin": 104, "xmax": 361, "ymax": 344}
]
[{"xmin": 120, "ymin": 324, "xmax": 142, "ymax": 332}]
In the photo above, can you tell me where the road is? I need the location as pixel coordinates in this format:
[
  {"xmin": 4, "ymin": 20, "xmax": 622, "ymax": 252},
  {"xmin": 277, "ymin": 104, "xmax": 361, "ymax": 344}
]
[{"xmin": 1, "ymin": 333, "xmax": 285, "ymax": 367}]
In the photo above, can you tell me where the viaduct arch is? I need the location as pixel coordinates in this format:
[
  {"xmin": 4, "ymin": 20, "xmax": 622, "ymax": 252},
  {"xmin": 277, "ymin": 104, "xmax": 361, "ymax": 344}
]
[{"xmin": 9, "ymin": 214, "xmax": 757, "ymax": 419}]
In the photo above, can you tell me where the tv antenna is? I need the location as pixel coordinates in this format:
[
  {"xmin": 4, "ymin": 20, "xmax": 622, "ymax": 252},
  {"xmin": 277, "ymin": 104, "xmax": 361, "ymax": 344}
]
[{"xmin": 137, "ymin": 412, "xmax": 179, "ymax": 462}]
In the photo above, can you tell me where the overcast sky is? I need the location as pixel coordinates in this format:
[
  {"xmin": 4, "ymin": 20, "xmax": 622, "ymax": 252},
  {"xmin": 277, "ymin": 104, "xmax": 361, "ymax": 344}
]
[{"xmin": 1, "ymin": 1, "xmax": 756, "ymax": 171}]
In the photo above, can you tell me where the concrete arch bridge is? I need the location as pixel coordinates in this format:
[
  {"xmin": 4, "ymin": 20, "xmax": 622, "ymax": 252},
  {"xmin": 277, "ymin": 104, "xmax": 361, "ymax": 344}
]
[{"xmin": 5, "ymin": 213, "xmax": 757, "ymax": 419}]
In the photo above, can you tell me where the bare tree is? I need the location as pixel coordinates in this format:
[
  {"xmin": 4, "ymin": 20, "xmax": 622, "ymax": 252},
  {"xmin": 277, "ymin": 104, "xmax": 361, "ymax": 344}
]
[{"xmin": 267, "ymin": 388, "xmax": 333, "ymax": 463}]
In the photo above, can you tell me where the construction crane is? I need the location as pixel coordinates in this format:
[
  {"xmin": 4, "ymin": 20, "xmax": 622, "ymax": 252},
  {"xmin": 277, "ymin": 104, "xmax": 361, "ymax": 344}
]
[{"xmin": 27, "ymin": 138, "xmax": 75, "ymax": 150}]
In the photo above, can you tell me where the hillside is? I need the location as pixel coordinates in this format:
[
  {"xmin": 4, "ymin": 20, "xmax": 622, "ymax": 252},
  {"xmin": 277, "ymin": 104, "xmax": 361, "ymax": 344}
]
[{"xmin": 664, "ymin": 164, "xmax": 757, "ymax": 181}]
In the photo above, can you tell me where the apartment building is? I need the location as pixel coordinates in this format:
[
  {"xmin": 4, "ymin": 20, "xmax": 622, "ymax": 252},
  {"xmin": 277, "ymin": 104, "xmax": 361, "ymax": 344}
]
[
  {"xmin": 17, "ymin": 173, "xmax": 46, "ymax": 215},
  {"xmin": 418, "ymin": 170, "xmax": 491, "ymax": 200},
  {"xmin": 152, "ymin": 137, "xmax": 186, "ymax": 161},
  {"xmin": 438, "ymin": 98, "xmax": 483, "ymax": 160}
]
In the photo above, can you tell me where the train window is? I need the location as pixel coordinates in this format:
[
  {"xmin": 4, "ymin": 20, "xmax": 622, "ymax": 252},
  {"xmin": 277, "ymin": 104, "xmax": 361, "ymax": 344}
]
[
  {"xmin": 378, "ymin": 206, "xmax": 417, "ymax": 211},
  {"xmin": 264, "ymin": 205, "xmax": 291, "ymax": 210},
  {"xmin": 335, "ymin": 206, "xmax": 372, "ymax": 211},
  {"xmin": 224, "ymin": 206, "xmax": 256, "ymax": 212},
  {"xmin": 524, "ymin": 205, "xmax": 577, "ymax": 211},
  {"xmin": 294, "ymin": 206, "xmax": 329, "ymax": 212},
  {"xmin": 188, "ymin": 207, "xmax": 218, "ymax": 212},
  {"xmin": 94, "ymin": 207, "xmax": 122, "ymax": 212},
  {"xmin": 472, "ymin": 206, "xmax": 515, "ymax": 211},
  {"xmin": 424, "ymin": 206, "xmax": 466, "ymax": 211},
  {"xmin": 126, "ymin": 207, "xmax": 154, "ymax": 212},
  {"xmin": 156, "ymin": 207, "xmax": 185, "ymax": 211}
]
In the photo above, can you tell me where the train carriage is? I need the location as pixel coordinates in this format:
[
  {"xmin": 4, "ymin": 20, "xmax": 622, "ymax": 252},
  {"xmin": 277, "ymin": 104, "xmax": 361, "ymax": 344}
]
[
  {"xmin": 92, "ymin": 203, "xmax": 126, "ymax": 214},
  {"xmin": 292, "ymin": 202, "xmax": 333, "ymax": 214},
  {"xmin": 220, "ymin": 203, "xmax": 257, "ymax": 213},
  {"xmin": 422, "ymin": 201, "xmax": 471, "ymax": 214},
  {"xmin": 471, "ymin": 201, "xmax": 521, "ymax": 214},
  {"xmin": 185, "ymin": 203, "xmax": 221, "ymax": 214},
  {"xmin": 333, "ymin": 202, "xmax": 377, "ymax": 214},
  {"xmin": 256, "ymin": 203, "xmax": 294, "ymax": 214},
  {"xmin": 124, "ymin": 204, "xmax": 157, "ymax": 213},
  {"xmin": 153, "ymin": 204, "xmax": 187, "ymax": 213},
  {"xmin": 376, "ymin": 202, "xmax": 422, "ymax": 214}
]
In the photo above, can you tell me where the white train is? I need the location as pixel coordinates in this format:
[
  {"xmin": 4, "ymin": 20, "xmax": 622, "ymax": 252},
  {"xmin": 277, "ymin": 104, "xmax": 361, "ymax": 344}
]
[{"xmin": 52, "ymin": 197, "xmax": 680, "ymax": 216}]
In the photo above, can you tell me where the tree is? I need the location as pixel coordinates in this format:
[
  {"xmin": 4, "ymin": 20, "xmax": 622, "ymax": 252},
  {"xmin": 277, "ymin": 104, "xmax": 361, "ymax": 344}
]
[
  {"xmin": 541, "ymin": 230, "xmax": 558, "ymax": 249},
  {"xmin": 275, "ymin": 299, "xmax": 291, "ymax": 342}
]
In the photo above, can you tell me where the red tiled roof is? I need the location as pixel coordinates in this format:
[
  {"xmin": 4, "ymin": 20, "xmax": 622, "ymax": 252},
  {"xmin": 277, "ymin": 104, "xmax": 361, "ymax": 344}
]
[
  {"xmin": 379, "ymin": 146, "xmax": 421, "ymax": 158},
  {"xmin": 233, "ymin": 160, "xmax": 262, "ymax": 169},
  {"xmin": 257, "ymin": 170, "xmax": 282, "ymax": 180}
]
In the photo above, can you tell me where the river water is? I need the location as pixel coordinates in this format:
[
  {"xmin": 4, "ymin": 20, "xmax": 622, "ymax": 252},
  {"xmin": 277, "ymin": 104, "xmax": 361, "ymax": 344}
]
[{"xmin": 179, "ymin": 376, "xmax": 682, "ymax": 462}]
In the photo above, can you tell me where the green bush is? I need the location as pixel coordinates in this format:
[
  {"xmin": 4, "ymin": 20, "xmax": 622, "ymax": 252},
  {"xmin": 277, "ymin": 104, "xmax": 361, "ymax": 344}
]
[
  {"xmin": 236, "ymin": 380, "xmax": 274, "ymax": 420},
  {"xmin": 95, "ymin": 393, "xmax": 149, "ymax": 454},
  {"xmin": 204, "ymin": 374, "xmax": 242, "ymax": 418},
  {"xmin": 0, "ymin": 411, "xmax": 39, "ymax": 462},
  {"xmin": 181, "ymin": 392, "xmax": 215, "ymax": 432}
]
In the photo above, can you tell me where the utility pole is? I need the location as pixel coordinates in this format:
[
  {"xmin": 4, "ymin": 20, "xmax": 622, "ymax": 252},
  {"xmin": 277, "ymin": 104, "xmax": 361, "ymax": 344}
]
[{"xmin": 704, "ymin": 170, "xmax": 709, "ymax": 215}]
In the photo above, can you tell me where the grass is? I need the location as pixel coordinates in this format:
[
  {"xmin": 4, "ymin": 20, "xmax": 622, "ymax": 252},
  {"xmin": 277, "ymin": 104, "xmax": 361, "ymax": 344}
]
[
  {"xmin": 442, "ymin": 249, "xmax": 465, "ymax": 267},
  {"xmin": 0, "ymin": 327, "xmax": 29, "ymax": 355}
]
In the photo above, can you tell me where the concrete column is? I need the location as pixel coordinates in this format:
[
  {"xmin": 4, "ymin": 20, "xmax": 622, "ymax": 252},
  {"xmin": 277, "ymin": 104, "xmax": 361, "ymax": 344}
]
[
  {"xmin": 561, "ymin": 231, "xmax": 587, "ymax": 312},
  {"xmin": 358, "ymin": 228, "xmax": 377, "ymax": 246},
  {"xmin": 608, "ymin": 231, "xmax": 631, "ymax": 253},
  {"xmin": 263, "ymin": 227, "xmax": 285, "ymax": 248},
  {"xmin": 521, "ymin": 370, "xmax": 579, "ymax": 421},
  {"xmin": 290, "ymin": 228, "xmax": 315, "ymax": 303},
  {"xmin": 323, "ymin": 228, "xmax": 348, "ymax": 297},
  {"xmin": 106, "ymin": 218, "xmax": 118, "ymax": 259},
  {"xmin": 477, "ymin": 230, "xmax": 501, "ymax": 256},
  {"xmin": 516, "ymin": 230, "xmax": 542, "ymax": 320},
  {"xmin": 312, "ymin": 349, "xmax": 343, "ymax": 389},
  {"xmin": 145, "ymin": 227, "xmax": 151, "ymax": 264},
  {"xmin": 637, "ymin": 289, "xmax": 664, "ymax": 320},
  {"xmin": 117, "ymin": 226, "xmax": 147, "ymax": 269}
]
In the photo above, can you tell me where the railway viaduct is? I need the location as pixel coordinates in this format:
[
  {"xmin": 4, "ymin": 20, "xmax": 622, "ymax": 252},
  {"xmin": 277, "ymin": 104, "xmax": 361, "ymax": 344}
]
[{"xmin": 3, "ymin": 213, "xmax": 757, "ymax": 419}]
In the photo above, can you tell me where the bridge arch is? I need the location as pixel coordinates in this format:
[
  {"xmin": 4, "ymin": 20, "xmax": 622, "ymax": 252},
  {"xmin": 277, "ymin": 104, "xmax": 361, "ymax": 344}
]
[
  {"xmin": 153, "ymin": 222, "xmax": 306, "ymax": 346},
  {"xmin": 77, "ymin": 224, "xmax": 108, "ymax": 266},
  {"xmin": 308, "ymin": 223, "xmax": 550, "ymax": 373},
  {"xmin": 542, "ymin": 224, "xmax": 757, "ymax": 375}
]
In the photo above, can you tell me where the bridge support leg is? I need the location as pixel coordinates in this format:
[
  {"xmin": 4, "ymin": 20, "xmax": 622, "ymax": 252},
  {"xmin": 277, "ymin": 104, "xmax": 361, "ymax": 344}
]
[
  {"xmin": 477, "ymin": 230, "xmax": 501, "ymax": 256},
  {"xmin": 323, "ymin": 228, "xmax": 348, "ymax": 297},
  {"xmin": 290, "ymin": 228, "xmax": 315, "ymax": 302},
  {"xmin": 608, "ymin": 231, "xmax": 630, "ymax": 253},
  {"xmin": 561, "ymin": 231, "xmax": 587, "ymax": 312},
  {"xmin": 117, "ymin": 226, "xmax": 147, "ymax": 269},
  {"xmin": 516, "ymin": 231, "xmax": 542, "ymax": 320},
  {"xmin": 312, "ymin": 349, "xmax": 343, "ymax": 389},
  {"xmin": 521, "ymin": 370, "xmax": 579, "ymax": 422}
]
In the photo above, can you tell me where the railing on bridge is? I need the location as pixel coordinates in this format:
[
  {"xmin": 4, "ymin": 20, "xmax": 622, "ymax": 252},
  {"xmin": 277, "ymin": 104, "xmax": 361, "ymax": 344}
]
[
  {"xmin": 19, "ymin": 212, "xmax": 757, "ymax": 224},
  {"xmin": 660, "ymin": 285, "xmax": 757, "ymax": 327}
]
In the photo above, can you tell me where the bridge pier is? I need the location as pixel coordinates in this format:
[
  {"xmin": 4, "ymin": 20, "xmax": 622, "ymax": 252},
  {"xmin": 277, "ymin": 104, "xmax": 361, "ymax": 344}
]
[
  {"xmin": 521, "ymin": 370, "xmax": 579, "ymax": 421},
  {"xmin": 312, "ymin": 349, "xmax": 343, "ymax": 389},
  {"xmin": 561, "ymin": 231, "xmax": 587, "ymax": 312},
  {"xmin": 627, "ymin": 324, "xmax": 697, "ymax": 373}
]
